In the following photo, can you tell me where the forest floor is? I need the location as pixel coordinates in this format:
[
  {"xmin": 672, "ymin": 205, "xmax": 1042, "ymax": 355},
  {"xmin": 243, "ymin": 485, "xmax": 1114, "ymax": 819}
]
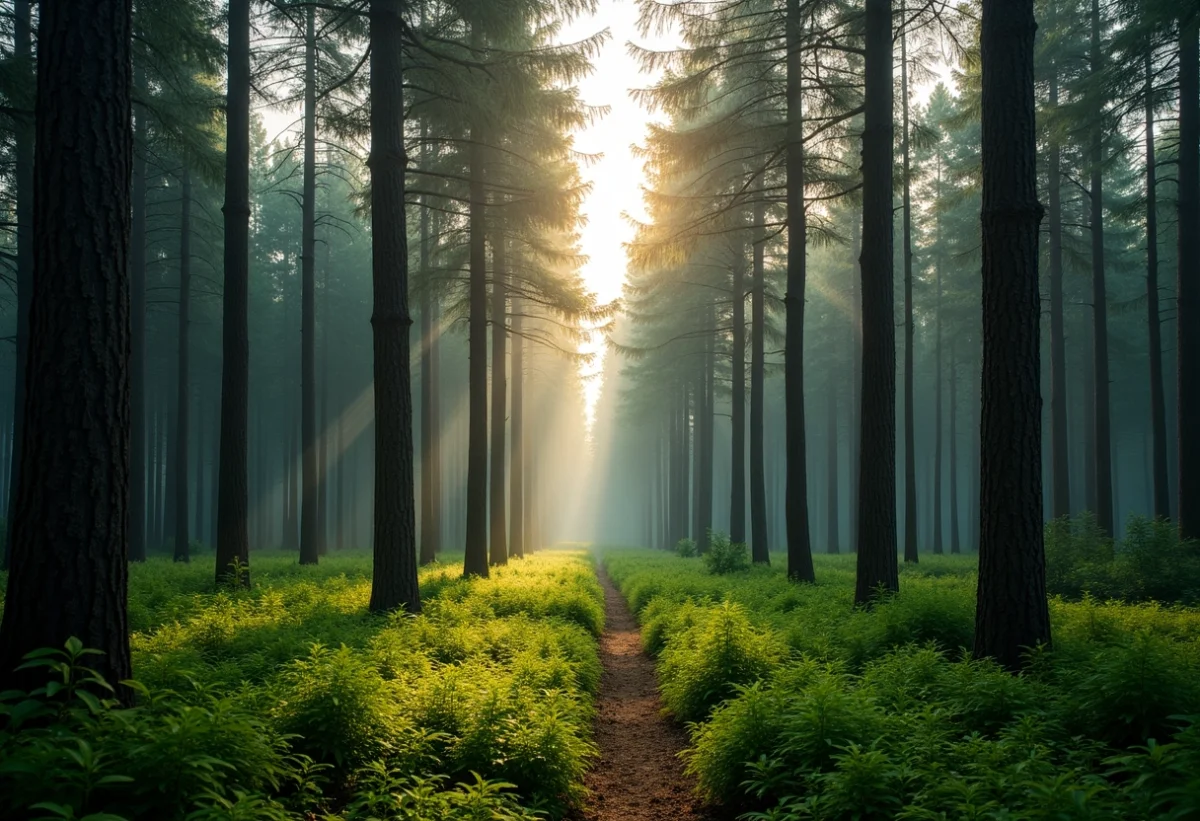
[{"xmin": 580, "ymin": 567, "xmax": 727, "ymax": 821}]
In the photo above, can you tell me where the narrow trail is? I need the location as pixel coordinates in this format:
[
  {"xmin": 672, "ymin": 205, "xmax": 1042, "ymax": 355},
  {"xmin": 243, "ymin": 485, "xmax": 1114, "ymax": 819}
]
[{"xmin": 582, "ymin": 567, "xmax": 725, "ymax": 821}]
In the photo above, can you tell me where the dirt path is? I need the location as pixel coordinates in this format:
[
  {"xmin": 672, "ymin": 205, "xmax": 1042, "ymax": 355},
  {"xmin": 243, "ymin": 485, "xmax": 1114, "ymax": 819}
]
[{"xmin": 582, "ymin": 567, "xmax": 724, "ymax": 821}]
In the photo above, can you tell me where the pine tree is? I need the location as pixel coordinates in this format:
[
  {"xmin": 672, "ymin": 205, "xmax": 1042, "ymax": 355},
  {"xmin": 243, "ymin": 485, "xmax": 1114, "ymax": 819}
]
[
  {"xmin": 975, "ymin": 0, "xmax": 1051, "ymax": 670},
  {"xmin": 0, "ymin": 0, "xmax": 135, "ymax": 692}
]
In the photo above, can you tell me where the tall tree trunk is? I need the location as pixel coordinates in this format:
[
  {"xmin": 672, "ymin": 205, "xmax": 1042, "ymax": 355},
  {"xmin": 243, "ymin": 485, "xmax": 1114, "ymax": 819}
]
[
  {"xmin": 150, "ymin": 393, "xmax": 162, "ymax": 547},
  {"xmin": 216, "ymin": 0, "xmax": 251, "ymax": 586},
  {"xmin": 849, "ymin": 217, "xmax": 862, "ymax": 554},
  {"xmin": 284, "ymin": 416, "xmax": 298, "ymax": 549},
  {"xmin": 826, "ymin": 361, "xmax": 839, "ymax": 554},
  {"xmin": 299, "ymin": 3, "xmax": 319, "ymax": 566},
  {"xmin": 3, "ymin": 0, "xmax": 33, "ymax": 571},
  {"xmin": 730, "ymin": 255, "xmax": 747, "ymax": 545},
  {"xmin": 0, "ymin": 0, "xmax": 134, "ymax": 692},
  {"xmin": 129, "ymin": 66, "xmax": 148, "ymax": 563},
  {"xmin": 509, "ymin": 300, "xmax": 524, "ymax": 559},
  {"xmin": 699, "ymin": 317, "xmax": 714, "ymax": 551},
  {"xmin": 463, "ymin": 39, "xmax": 489, "ymax": 578},
  {"xmin": 668, "ymin": 385, "xmax": 680, "ymax": 546},
  {"xmin": 368, "ymin": 0, "xmax": 420, "ymax": 612},
  {"xmin": 418, "ymin": 148, "xmax": 440, "ymax": 564},
  {"xmin": 1082, "ymin": 309, "xmax": 1097, "ymax": 512},
  {"xmin": 336, "ymin": 388, "xmax": 346, "ymax": 550},
  {"xmin": 785, "ymin": 0, "xmax": 815, "ymax": 581},
  {"xmin": 901, "ymin": 28, "xmax": 918, "ymax": 565},
  {"xmin": 750, "ymin": 202, "xmax": 769, "ymax": 562},
  {"xmin": 489, "ymin": 235, "xmax": 508, "ymax": 566},
  {"xmin": 975, "ymin": 0, "xmax": 1051, "ymax": 670},
  {"xmin": 1178, "ymin": 10, "xmax": 1199, "ymax": 540},
  {"xmin": 949, "ymin": 346, "xmax": 961, "ymax": 554},
  {"xmin": 855, "ymin": 0, "xmax": 897, "ymax": 604},
  {"xmin": 1089, "ymin": 0, "xmax": 1115, "ymax": 536},
  {"xmin": 209, "ymin": 399, "xmax": 219, "ymax": 544},
  {"xmin": 528, "ymin": 433, "xmax": 540, "ymax": 552},
  {"xmin": 195, "ymin": 394, "xmax": 205, "ymax": 544},
  {"xmin": 164, "ymin": 393, "xmax": 176, "ymax": 552},
  {"xmin": 1144, "ymin": 48, "xmax": 1170, "ymax": 520},
  {"xmin": 174, "ymin": 169, "xmax": 192, "ymax": 563},
  {"xmin": 1048, "ymin": 41, "xmax": 1072, "ymax": 519},
  {"xmin": 692, "ymin": 366, "xmax": 702, "ymax": 543},
  {"xmin": 317, "ymin": 245, "xmax": 329, "ymax": 556},
  {"xmin": 933, "ymin": 242, "xmax": 944, "ymax": 554}
]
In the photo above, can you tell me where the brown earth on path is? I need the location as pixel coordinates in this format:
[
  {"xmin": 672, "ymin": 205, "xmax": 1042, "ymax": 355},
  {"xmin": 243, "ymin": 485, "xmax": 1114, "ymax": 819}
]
[{"xmin": 580, "ymin": 566, "xmax": 728, "ymax": 821}]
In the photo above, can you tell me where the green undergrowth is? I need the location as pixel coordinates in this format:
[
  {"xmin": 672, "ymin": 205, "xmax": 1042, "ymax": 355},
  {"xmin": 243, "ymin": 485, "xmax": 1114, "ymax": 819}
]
[
  {"xmin": 0, "ymin": 550, "xmax": 604, "ymax": 821},
  {"xmin": 602, "ymin": 548, "xmax": 1200, "ymax": 820}
]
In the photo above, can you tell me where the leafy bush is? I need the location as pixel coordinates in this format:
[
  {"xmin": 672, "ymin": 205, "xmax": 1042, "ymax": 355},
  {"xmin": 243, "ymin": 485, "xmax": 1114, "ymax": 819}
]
[
  {"xmin": 703, "ymin": 533, "xmax": 749, "ymax": 575},
  {"xmin": 657, "ymin": 601, "xmax": 784, "ymax": 722},
  {"xmin": 0, "ymin": 550, "xmax": 603, "ymax": 820},
  {"xmin": 674, "ymin": 538, "xmax": 697, "ymax": 558},
  {"xmin": 603, "ymin": 547, "xmax": 1200, "ymax": 819},
  {"xmin": 0, "ymin": 640, "xmax": 302, "ymax": 821},
  {"xmin": 1046, "ymin": 513, "xmax": 1200, "ymax": 604}
]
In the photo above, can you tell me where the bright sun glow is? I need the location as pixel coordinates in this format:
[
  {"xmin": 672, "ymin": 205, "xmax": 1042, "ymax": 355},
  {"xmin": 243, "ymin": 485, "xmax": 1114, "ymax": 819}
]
[{"xmin": 559, "ymin": 0, "xmax": 676, "ymax": 436}]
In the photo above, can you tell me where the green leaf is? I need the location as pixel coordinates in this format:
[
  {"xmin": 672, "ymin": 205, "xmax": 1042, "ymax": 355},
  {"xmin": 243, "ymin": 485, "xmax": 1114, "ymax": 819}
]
[
  {"xmin": 21, "ymin": 648, "xmax": 64, "ymax": 661},
  {"xmin": 75, "ymin": 690, "xmax": 103, "ymax": 714}
]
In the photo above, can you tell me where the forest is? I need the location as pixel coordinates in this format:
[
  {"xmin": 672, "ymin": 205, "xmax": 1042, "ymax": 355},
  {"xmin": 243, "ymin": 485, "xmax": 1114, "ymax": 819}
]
[{"xmin": 0, "ymin": 0, "xmax": 1196, "ymax": 819}]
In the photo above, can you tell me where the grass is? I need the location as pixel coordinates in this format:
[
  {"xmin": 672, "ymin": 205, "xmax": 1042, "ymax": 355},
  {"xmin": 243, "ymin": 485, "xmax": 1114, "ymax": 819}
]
[
  {"xmin": 602, "ymin": 547, "xmax": 1200, "ymax": 820},
  {"xmin": 0, "ymin": 549, "xmax": 604, "ymax": 821}
]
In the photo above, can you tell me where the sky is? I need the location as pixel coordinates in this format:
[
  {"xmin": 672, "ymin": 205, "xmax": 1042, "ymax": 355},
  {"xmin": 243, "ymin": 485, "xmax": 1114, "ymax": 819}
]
[{"xmin": 556, "ymin": 0, "xmax": 677, "ymax": 432}]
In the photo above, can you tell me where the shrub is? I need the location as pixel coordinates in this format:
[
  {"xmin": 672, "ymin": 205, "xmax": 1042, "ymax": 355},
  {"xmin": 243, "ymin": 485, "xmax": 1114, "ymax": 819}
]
[
  {"xmin": 274, "ymin": 643, "xmax": 405, "ymax": 772},
  {"xmin": 0, "ymin": 550, "xmax": 604, "ymax": 820},
  {"xmin": 674, "ymin": 538, "xmax": 697, "ymax": 558},
  {"xmin": 0, "ymin": 641, "xmax": 301, "ymax": 821},
  {"xmin": 703, "ymin": 533, "xmax": 749, "ymax": 575},
  {"xmin": 602, "ymin": 547, "xmax": 1200, "ymax": 819},
  {"xmin": 657, "ymin": 601, "xmax": 784, "ymax": 722},
  {"xmin": 1046, "ymin": 513, "xmax": 1200, "ymax": 604}
]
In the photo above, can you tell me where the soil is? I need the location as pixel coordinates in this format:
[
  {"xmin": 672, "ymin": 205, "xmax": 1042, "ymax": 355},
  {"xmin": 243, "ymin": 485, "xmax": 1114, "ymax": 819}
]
[{"xmin": 580, "ymin": 567, "xmax": 728, "ymax": 821}]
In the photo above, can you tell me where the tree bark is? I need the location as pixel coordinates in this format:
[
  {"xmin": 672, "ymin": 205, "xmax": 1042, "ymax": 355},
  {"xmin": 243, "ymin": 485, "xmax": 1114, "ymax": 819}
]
[
  {"xmin": 174, "ymin": 168, "xmax": 192, "ymax": 563},
  {"xmin": 901, "ymin": 28, "xmax": 918, "ymax": 565},
  {"xmin": 216, "ymin": 0, "xmax": 251, "ymax": 586},
  {"xmin": 418, "ymin": 144, "xmax": 440, "ymax": 565},
  {"xmin": 933, "ymin": 238, "xmax": 943, "ymax": 555},
  {"xmin": 785, "ymin": 0, "xmax": 815, "ymax": 581},
  {"xmin": 299, "ymin": 2, "xmax": 319, "ymax": 566},
  {"xmin": 1178, "ymin": 10, "xmax": 1199, "ymax": 540},
  {"xmin": 490, "ymin": 233, "xmax": 508, "ymax": 566},
  {"xmin": 1088, "ymin": 0, "xmax": 1114, "ymax": 537},
  {"xmin": 3, "ymin": 0, "xmax": 33, "ymax": 572},
  {"xmin": 509, "ymin": 300, "xmax": 524, "ymax": 559},
  {"xmin": 826, "ymin": 359, "xmax": 839, "ymax": 554},
  {"xmin": 750, "ymin": 202, "xmax": 769, "ymax": 563},
  {"xmin": 699, "ymin": 317, "xmax": 714, "ymax": 551},
  {"xmin": 318, "ymin": 239, "xmax": 330, "ymax": 556},
  {"xmin": 855, "ymin": 0, "xmax": 897, "ymax": 604},
  {"xmin": 367, "ymin": 0, "xmax": 420, "ymax": 612},
  {"xmin": 849, "ymin": 217, "xmax": 862, "ymax": 554},
  {"xmin": 284, "ymin": 414, "xmax": 298, "ymax": 549},
  {"xmin": 195, "ymin": 396, "xmax": 205, "ymax": 544},
  {"xmin": 463, "ymin": 43, "xmax": 489, "ymax": 577},
  {"xmin": 730, "ymin": 254, "xmax": 746, "ymax": 545},
  {"xmin": 974, "ymin": 0, "xmax": 1051, "ymax": 670},
  {"xmin": 949, "ymin": 346, "xmax": 961, "ymax": 554},
  {"xmin": 129, "ymin": 66, "xmax": 147, "ymax": 563},
  {"xmin": 0, "ymin": 0, "xmax": 133, "ymax": 692},
  {"xmin": 1144, "ymin": 48, "xmax": 1170, "ymax": 520}
]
